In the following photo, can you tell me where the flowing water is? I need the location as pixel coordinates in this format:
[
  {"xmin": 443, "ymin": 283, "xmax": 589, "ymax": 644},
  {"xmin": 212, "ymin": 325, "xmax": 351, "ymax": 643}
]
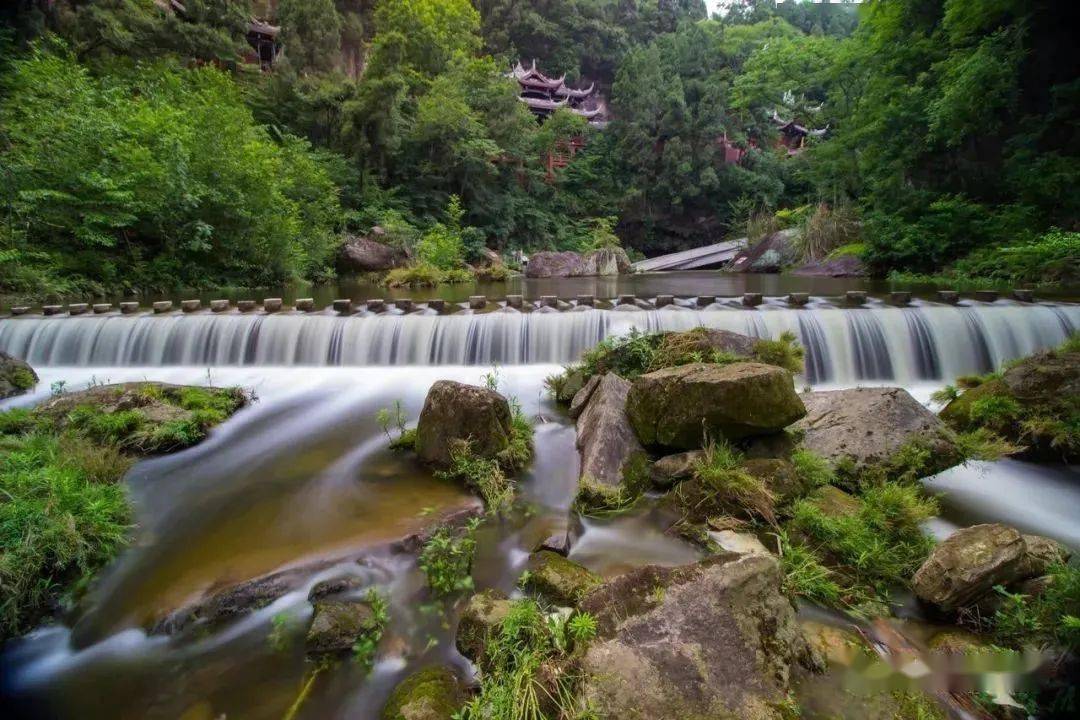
[{"xmin": 1, "ymin": 293, "xmax": 1078, "ymax": 719}]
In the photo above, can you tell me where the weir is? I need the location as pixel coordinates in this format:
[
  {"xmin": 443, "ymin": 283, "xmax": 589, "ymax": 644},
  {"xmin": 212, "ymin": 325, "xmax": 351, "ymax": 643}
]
[{"xmin": 2, "ymin": 302, "xmax": 1076, "ymax": 385}]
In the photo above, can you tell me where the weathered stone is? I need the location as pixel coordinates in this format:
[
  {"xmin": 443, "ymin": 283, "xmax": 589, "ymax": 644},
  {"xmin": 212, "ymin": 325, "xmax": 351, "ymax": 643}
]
[
  {"xmin": 456, "ymin": 589, "xmax": 513, "ymax": 666},
  {"xmin": 180, "ymin": 299, "xmax": 201, "ymax": 313},
  {"xmin": 659, "ymin": 327, "xmax": 758, "ymax": 358},
  {"xmin": 415, "ymin": 381, "xmax": 512, "ymax": 467},
  {"xmin": 427, "ymin": 299, "xmax": 445, "ymax": 313},
  {"xmin": 0, "ymin": 352, "xmax": 38, "ymax": 399},
  {"xmin": 42, "ymin": 305, "xmax": 62, "ymax": 315},
  {"xmin": 337, "ymin": 234, "xmax": 409, "ymax": 273},
  {"xmin": 787, "ymin": 292, "xmax": 809, "ymax": 306},
  {"xmin": 237, "ymin": 300, "xmax": 256, "ymax": 312},
  {"xmin": 975, "ymin": 290, "xmax": 999, "ymax": 302},
  {"xmin": 10, "ymin": 306, "xmax": 29, "ymax": 315},
  {"xmin": 649, "ymin": 450, "xmax": 706, "ymax": 490},
  {"xmin": 696, "ymin": 295, "xmax": 716, "ymax": 307},
  {"xmin": 790, "ymin": 387, "xmax": 960, "ymax": 476},
  {"xmin": 210, "ymin": 299, "xmax": 229, "ymax": 312},
  {"xmin": 1015, "ymin": 533, "xmax": 1071, "ymax": 579},
  {"xmin": 790, "ymin": 254, "xmax": 868, "ymax": 278},
  {"xmin": 576, "ymin": 374, "xmax": 644, "ymax": 486},
  {"xmin": 889, "ymin": 291, "xmax": 912, "ymax": 305},
  {"xmin": 730, "ymin": 229, "xmax": 801, "ymax": 274},
  {"xmin": 578, "ymin": 554, "xmax": 811, "ymax": 720},
  {"xmin": 937, "ymin": 290, "xmax": 959, "ymax": 304},
  {"xmin": 616, "ymin": 294, "xmax": 635, "ymax": 306},
  {"xmin": 535, "ymin": 532, "xmax": 571, "ymax": 556},
  {"xmin": 525, "ymin": 551, "xmax": 601, "ymax": 606},
  {"xmin": 396, "ymin": 299, "xmax": 414, "ymax": 313},
  {"xmin": 912, "ymin": 524, "xmax": 1026, "ymax": 611},
  {"xmin": 710, "ymin": 530, "xmax": 770, "ymax": 557},
  {"xmin": 553, "ymin": 367, "xmax": 586, "ymax": 404},
  {"xmin": 152, "ymin": 301, "xmax": 172, "ymax": 313},
  {"xmin": 801, "ymin": 620, "xmax": 867, "ymax": 668},
  {"xmin": 540, "ymin": 295, "xmax": 558, "ymax": 308},
  {"xmin": 845, "ymin": 290, "xmax": 866, "ymax": 305},
  {"xmin": 262, "ymin": 298, "xmax": 282, "ymax": 313},
  {"xmin": 468, "ymin": 296, "xmax": 486, "ymax": 310},
  {"xmin": 381, "ymin": 666, "xmax": 466, "ymax": 720},
  {"xmin": 295, "ymin": 298, "xmax": 315, "ymax": 312},
  {"xmin": 567, "ymin": 373, "xmax": 601, "ymax": 420},
  {"xmin": 743, "ymin": 292, "xmax": 763, "ymax": 307},
  {"xmin": 92, "ymin": 303, "xmax": 112, "ymax": 314},
  {"xmin": 655, "ymin": 294, "xmax": 673, "ymax": 308},
  {"xmin": 367, "ymin": 299, "xmax": 385, "ymax": 313},
  {"xmin": 576, "ymin": 294, "xmax": 594, "ymax": 306},
  {"xmin": 308, "ymin": 576, "xmax": 366, "ymax": 602},
  {"xmin": 525, "ymin": 248, "xmax": 631, "ymax": 278},
  {"xmin": 505, "ymin": 294, "xmax": 523, "ymax": 309},
  {"xmin": 305, "ymin": 600, "xmax": 379, "ymax": 656},
  {"xmin": 120, "ymin": 302, "xmax": 140, "ymax": 314},
  {"xmin": 626, "ymin": 363, "xmax": 806, "ymax": 450},
  {"xmin": 1013, "ymin": 289, "xmax": 1034, "ymax": 302},
  {"xmin": 69, "ymin": 303, "xmax": 89, "ymax": 315}
]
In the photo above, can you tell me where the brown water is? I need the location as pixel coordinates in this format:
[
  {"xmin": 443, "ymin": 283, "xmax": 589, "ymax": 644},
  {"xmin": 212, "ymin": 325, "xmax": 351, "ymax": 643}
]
[{"xmin": 1, "ymin": 364, "xmax": 1076, "ymax": 718}]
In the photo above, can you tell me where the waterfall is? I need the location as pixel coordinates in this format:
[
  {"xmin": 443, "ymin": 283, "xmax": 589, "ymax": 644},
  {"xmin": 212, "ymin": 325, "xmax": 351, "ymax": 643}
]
[{"xmin": 1, "ymin": 303, "xmax": 1076, "ymax": 385}]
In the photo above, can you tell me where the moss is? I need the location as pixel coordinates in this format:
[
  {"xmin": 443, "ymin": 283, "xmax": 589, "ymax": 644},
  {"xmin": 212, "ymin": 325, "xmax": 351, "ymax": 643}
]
[
  {"xmin": 382, "ymin": 666, "xmax": 465, "ymax": 720},
  {"xmin": 8, "ymin": 366, "xmax": 37, "ymax": 391},
  {"xmin": 674, "ymin": 441, "xmax": 778, "ymax": 526},
  {"xmin": 525, "ymin": 551, "xmax": 602, "ymax": 606},
  {"xmin": 389, "ymin": 426, "xmax": 417, "ymax": 451},
  {"xmin": 751, "ymin": 331, "xmax": 805, "ymax": 375}
]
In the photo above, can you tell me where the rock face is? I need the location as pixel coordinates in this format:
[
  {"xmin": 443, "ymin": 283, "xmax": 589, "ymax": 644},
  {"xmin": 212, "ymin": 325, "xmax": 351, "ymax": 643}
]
[
  {"xmin": 456, "ymin": 589, "xmax": 513, "ymax": 667},
  {"xmin": 0, "ymin": 352, "xmax": 37, "ymax": 399},
  {"xmin": 415, "ymin": 381, "xmax": 512, "ymax": 467},
  {"xmin": 337, "ymin": 233, "xmax": 409, "ymax": 272},
  {"xmin": 728, "ymin": 229, "xmax": 800, "ymax": 274},
  {"xmin": 791, "ymin": 255, "xmax": 867, "ymax": 277},
  {"xmin": 578, "ymin": 554, "xmax": 811, "ymax": 720},
  {"xmin": 381, "ymin": 666, "xmax": 466, "ymax": 720},
  {"xmin": 660, "ymin": 327, "xmax": 758, "ymax": 358},
  {"xmin": 575, "ymin": 374, "xmax": 644, "ymax": 486},
  {"xmin": 790, "ymin": 387, "xmax": 960, "ymax": 475},
  {"xmin": 649, "ymin": 450, "xmax": 706, "ymax": 490},
  {"xmin": 912, "ymin": 524, "xmax": 1026, "ymax": 611},
  {"xmin": 626, "ymin": 363, "xmax": 806, "ymax": 450},
  {"xmin": 525, "ymin": 248, "xmax": 632, "ymax": 278},
  {"xmin": 305, "ymin": 599, "xmax": 379, "ymax": 656},
  {"xmin": 525, "ymin": 551, "xmax": 601, "ymax": 606}
]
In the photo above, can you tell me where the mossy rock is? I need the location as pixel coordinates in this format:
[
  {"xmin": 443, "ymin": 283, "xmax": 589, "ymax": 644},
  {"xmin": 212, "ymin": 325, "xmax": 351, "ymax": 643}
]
[
  {"xmin": 381, "ymin": 666, "xmax": 466, "ymax": 720},
  {"xmin": 939, "ymin": 378, "xmax": 1009, "ymax": 431},
  {"xmin": 305, "ymin": 600, "xmax": 381, "ymax": 656},
  {"xmin": 626, "ymin": 362, "xmax": 806, "ymax": 450},
  {"xmin": 525, "ymin": 551, "xmax": 601, "ymax": 606},
  {"xmin": 414, "ymin": 380, "xmax": 512, "ymax": 467},
  {"xmin": 0, "ymin": 352, "xmax": 38, "ymax": 399},
  {"xmin": 743, "ymin": 457, "xmax": 808, "ymax": 505},
  {"xmin": 455, "ymin": 589, "xmax": 513, "ymax": 666},
  {"xmin": 555, "ymin": 366, "xmax": 587, "ymax": 404}
]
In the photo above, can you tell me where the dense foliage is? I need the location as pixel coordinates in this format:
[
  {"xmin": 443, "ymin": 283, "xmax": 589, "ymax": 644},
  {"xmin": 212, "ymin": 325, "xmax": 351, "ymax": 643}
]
[{"xmin": 1, "ymin": 0, "xmax": 1076, "ymax": 297}]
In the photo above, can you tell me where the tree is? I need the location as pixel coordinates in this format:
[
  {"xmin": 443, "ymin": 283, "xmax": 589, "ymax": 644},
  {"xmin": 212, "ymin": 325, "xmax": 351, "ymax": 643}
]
[{"xmin": 278, "ymin": 0, "xmax": 342, "ymax": 74}]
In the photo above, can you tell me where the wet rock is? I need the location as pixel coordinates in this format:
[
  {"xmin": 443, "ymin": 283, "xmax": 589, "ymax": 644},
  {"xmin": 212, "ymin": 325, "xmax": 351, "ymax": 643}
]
[
  {"xmin": 743, "ymin": 457, "xmax": 808, "ymax": 505},
  {"xmin": 790, "ymin": 387, "xmax": 961, "ymax": 478},
  {"xmin": 305, "ymin": 599, "xmax": 380, "ymax": 656},
  {"xmin": 791, "ymin": 255, "xmax": 868, "ymax": 278},
  {"xmin": 567, "ymin": 374, "xmax": 601, "ymax": 420},
  {"xmin": 729, "ymin": 229, "xmax": 800, "ymax": 273},
  {"xmin": 337, "ymin": 233, "xmax": 409, "ymax": 273},
  {"xmin": 575, "ymin": 374, "xmax": 644, "ymax": 487},
  {"xmin": 553, "ymin": 366, "xmax": 586, "ymax": 404},
  {"xmin": 0, "ymin": 352, "xmax": 37, "ymax": 399},
  {"xmin": 525, "ymin": 248, "xmax": 631, "ymax": 278},
  {"xmin": 456, "ymin": 589, "xmax": 513, "ymax": 667},
  {"xmin": 154, "ymin": 574, "xmax": 291, "ymax": 635},
  {"xmin": 525, "ymin": 551, "xmax": 601, "ymax": 607},
  {"xmin": 381, "ymin": 666, "xmax": 466, "ymax": 720},
  {"xmin": 649, "ymin": 449, "xmax": 706, "ymax": 490},
  {"xmin": 626, "ymin": 362, "xmax": 806, "ymax": 450},
  {"xmin": 415, "ymin": 381, "xmax": 512, "ymax": 467},
  {"xmin": 535, "ymin": 532, "xmax": 571, "ymax": 557},
  {"xmin": 912, "ymin": 524, "xmax": 1026, "ymax": 611},
  {"xmin": 1016, "ymin": 534, "xmax": 1071, "ymax": 579},
  {"xmin": 308, "ymin": 576, "xmax": 366, "ymax": 602},
  {"xmin": 578, "ymin": 554, "xmax": 812, "ymax": 720}
]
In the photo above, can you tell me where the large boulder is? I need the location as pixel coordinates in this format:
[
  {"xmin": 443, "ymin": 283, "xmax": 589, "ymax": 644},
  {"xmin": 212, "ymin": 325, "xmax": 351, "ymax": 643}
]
[
  {"xmin": 337, "ymin": 233, "xmax": 409, "ymax": 272},
  {"xmin": 728, "ymin": 229, "xmax": 800, "ymax": 274},
  {"xmin": 305, "ymin": 599, "xmax": 381, "ymax": 656},
  {"xmin": 576, "ymin": 373, "xmax": 644, "ymax": 487},
  {"xmin": 0, "ymin": 352, "xmax": 37, "ymax": 399},
  {"xmin": 525, "ymin": 551, "xmax": 601, "ymax": 607},
  {"xmin": 787, "ymin": 387, "xmax": 960, "ymax": 478},
  {"xmin": 657, "ymin": 327, "xmax": 758, "ymax": 358},
  {"xmin": 626, "ymin": 362, "xmax": 806, "ymax": 450},
  {"xmin": 578, "ymin": 554, "xmax": 812, "ymax": 720},
  {"xmin": 525, "ymin": 248, "xmax": 632, "ymax": 278},
  {"xmin": 381, "ymin": 666, "xmax": 466, "ymax": 720},
  {"xmin": 912, "ymin": 524, "xmax": 1026, "ymax": 612},
  {"xmin": 415, "ymin": 381, "xmax": 512, "ymax": 467},
  {"xmin": 791, "ymin": 255, "xmax": 867, "ymax": 278}
]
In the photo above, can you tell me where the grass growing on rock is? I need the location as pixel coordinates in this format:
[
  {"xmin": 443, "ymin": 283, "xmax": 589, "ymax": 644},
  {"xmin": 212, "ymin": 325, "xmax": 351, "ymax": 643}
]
[
  {"xmin": 0, "ymin": 383, "xmax": 247, "ymax": 640},
  {"xmin": 683, "ymin": 441, "xmax": 778, "ymax": 527},
  {"xmin": 784, "ymin": 483, "xmax": 938, "ymax": 612},
  {"xmin": 456, "ymin": 597, "xmax": 599, "ymax": 720},
  {"xmin": 419, "ymin": 519, "xmax": 480, "ymax": 599}
]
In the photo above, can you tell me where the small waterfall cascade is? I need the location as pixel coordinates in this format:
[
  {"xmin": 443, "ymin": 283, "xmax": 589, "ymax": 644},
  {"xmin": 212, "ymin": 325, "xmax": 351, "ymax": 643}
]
[{"xmin": 1, "ymin": 302, "xmax": 1076, "ymax": 385}]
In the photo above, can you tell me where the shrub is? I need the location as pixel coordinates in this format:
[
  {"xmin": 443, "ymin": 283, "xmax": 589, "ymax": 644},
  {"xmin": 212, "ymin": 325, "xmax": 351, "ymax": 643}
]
[
  {"xmin": 994, "ymin": 563, "xmax": 1080, "ymax": 654},
  {"xmin": 752, "ymin": 331, "xmax": 805, "ymax": 375},
  {"xmin": 383, "ymin": 263, "xmax": 443, "ymax": 287},
  {"xmin": 418, "ymin": 520, "xmax": 479, "ymax": 599},
  {"xmin": 798, "ymin": 202, "xmax": 861, "ymax": 261}
]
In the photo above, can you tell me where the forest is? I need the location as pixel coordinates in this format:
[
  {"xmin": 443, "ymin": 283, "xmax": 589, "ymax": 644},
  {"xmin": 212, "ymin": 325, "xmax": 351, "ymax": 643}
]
[{"xmin": 0, "ymin": 0, "xmax": 1076, "ymax": 297}]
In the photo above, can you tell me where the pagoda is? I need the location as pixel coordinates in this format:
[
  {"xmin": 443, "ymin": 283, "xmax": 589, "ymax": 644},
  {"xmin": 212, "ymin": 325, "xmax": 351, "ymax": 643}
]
[
  {"xmin": 511, "ymin": 60, "xmax": 606, "ymax": 126},
  {"xmin": 771, "ymin": 110, "xmax": 828, "ymax": 155}
]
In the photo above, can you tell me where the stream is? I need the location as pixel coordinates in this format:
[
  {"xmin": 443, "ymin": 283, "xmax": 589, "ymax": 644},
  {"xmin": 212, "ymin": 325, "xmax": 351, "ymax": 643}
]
[{"xmin": 1, "ymin": 293, "xmax": 1078, "ymax": 719}]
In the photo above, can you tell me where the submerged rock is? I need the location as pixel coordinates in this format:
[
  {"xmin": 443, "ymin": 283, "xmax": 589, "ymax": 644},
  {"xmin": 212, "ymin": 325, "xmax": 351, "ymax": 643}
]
[
  {"xmin": 626, "ymin": 362, "xmax": 806, "ymax": 450},
  {"xmin": 788, "ymin": 387, "xmax": 960, "ymax": 479},
  {"xmin": 305, "ymin": 599, "xmax": 380, "ymax": 656},
  {"xmin": 381, "ymin": 666, "xmax": 466, "ymax": 720},
  {"xmin": 525, "ymin": 551, "xmax": 601, "ymax": 607},
  {"xmin": 414, "ymin": 381, "xmax": 512, "ymax": 467},
  {"xmin": 578, "ymin": 554, "xmax": 812, "ymax": 720},
  {"xmin": 575, "ymin": 373, "xmax": 644, "ymax": 487},
  {"xmin": 912, "ymin": 524, "xmax": 1026, "ymax": 611},
  {"xmin": 456, "ymin": 589, "xmax": 513, "ymax": 667},
  {"xmin": 0, "ymin": 352, "xmax": 37, "ymax": 399}
]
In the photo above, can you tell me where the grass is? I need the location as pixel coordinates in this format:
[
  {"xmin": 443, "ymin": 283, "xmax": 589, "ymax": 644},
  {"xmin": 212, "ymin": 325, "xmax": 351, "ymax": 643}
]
[
  {"xmin": 683, "ymin": 441, "xmax": 778, "ymax": 526},
  {"xmin": 572, "ymin": 475, "xmax": 641, "ymax": 517},
  {"xmin": 438, "ymin": 442, "xmax": 514, "ymax": 512},
  {"xmin": 0, "ymin": 383, "xmax": 247, "ymax": 640},
  {"xmin": 778, "ymin": 532, "xmax": 844, "ymax": 607},
  {"xmin": 351, "ymin": 589, "xmax": 389, "ymax": 671},
  {"xmin": 790, "ymin": 447, "xmax": 834, "ymax": 489},
  {"xmin": 456, "ymin": 598, "xmax": 599, "ymax": 720},
  {"xmin": 382, "ymin": 263, "xmax": 486, "ymax": 287},
  {"xmin": 785, "ymin": 482, "xmax": 938, "ymax": 610}
]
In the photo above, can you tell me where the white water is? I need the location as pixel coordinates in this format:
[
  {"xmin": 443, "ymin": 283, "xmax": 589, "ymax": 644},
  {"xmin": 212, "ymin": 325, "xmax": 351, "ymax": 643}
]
[{"xmin": 3, "ymin": 301, "xmax": 1076, "ymax": 384}]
